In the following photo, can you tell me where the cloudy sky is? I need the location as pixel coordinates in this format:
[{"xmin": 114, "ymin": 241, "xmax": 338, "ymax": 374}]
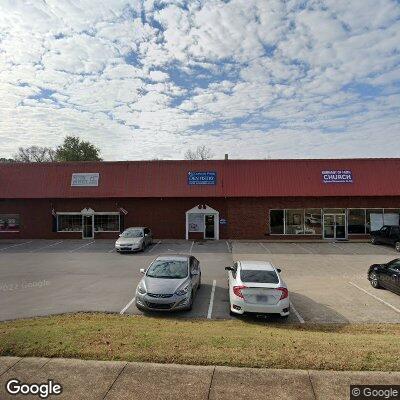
[{"xmin": 0, "ymin": 0, "xmax": 399, "ymax": 160}]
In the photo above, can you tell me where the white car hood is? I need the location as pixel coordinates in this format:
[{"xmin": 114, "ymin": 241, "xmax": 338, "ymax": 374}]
[{"xmin": 116, "ymin": 237, "xmax": 143, "ymax": 245}]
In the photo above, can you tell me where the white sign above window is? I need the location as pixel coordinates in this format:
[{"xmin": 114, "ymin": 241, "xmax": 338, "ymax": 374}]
[{"xmin": 71, "ymin": 173, "xmax": 99, "ymax": 187}]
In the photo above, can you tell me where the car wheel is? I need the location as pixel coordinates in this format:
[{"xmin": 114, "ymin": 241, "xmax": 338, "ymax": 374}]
[
  {"xmin": 197, "ymin": 275, "xmax": 201, "ymax": 289},
  {"xmin": 280, "ymin": 314, "xmax": 290, "ymax": 320},
  {"xmin": 395, "ymin": 242, "xmax": 400, "ymax": 252},
  {"xmin": 141, "ymin": 242, "xmax": 145, "ymax": 252},
  {"xmin": 369, "ymin": 272, "xmax": 381, "ymax": 289},
  {"xmin": 371, "ymin": 237, "xmax": 378, "ymax": 245}
]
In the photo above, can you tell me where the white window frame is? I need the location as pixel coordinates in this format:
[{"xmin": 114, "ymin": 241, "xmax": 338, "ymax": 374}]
[
  {"xmin": 93, "ymin": 213, "xmax": 120, "ymax": 233},
  {"xmin": 269, "ymin": 209, "xmax": 322, "ymax": 236},
  {"xmin": 57, "ymin": 212, "xmax": 120, "ymax": 233},
  {"xmin": 57, "ymin": 213, "xmax": 83, "ymax": 233},
  {"xmin": 347, "ymin": 208, "xmax": 368, "ymax": 235},
  {"xmin": 270, "ymin": 208, "xmax": 398, "ymax": 237},
  {"xmin": 0, "ymin": 213, "xmax": 21, "ymax": 233}
]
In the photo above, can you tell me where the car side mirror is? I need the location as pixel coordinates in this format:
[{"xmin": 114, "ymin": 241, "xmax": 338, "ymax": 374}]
[
  {"xmin": 119, "ymin": 234, "xmax": 122, "ymax": 237},
  {"xmin": 225, "ymin": 266, "xmax": 233, "ymax": 271},
  {"xmin": 277, "ymin": 268, "xmax": 282, "ymax": 273},
  {"xmin": 140, "ymin": 268, "xmax": 145, "ymax": 274}
]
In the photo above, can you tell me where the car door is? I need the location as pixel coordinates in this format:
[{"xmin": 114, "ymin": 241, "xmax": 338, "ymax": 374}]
[
  {"xmin": 385, "ymin": 259, "xmax": 400, "ymax": 294},
  {"xmin": 378, "ymin": 226, "xmax": 389, "ymax": 244},
  {"xmin": 388, "ymin": 227, "xmax": 400, "ymax": 246},
  {"xmin": 190, "ymin": 257, "xmax": 200, "ymax": 290}
]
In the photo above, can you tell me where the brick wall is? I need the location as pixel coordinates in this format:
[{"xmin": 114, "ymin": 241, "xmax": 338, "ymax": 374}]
[{"xmin": 0, "ymin": 196, "xmax": 398, "ymax": 239}]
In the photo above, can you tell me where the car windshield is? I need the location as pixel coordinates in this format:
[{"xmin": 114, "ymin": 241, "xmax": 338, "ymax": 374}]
[
  {"xmin": 121, "ymin": 229, "xmax": 143, "ymax": 238},
  {"xmin": 387, "ymin": 259, "xmax": 400, "ymax": 267},
  {"xmin": 240, "ymin": 269, "xmax": 279, "ymax": 283},
  {"xmin": 146, "ymin": 259, "xmax": 188, "ymax": 279}
]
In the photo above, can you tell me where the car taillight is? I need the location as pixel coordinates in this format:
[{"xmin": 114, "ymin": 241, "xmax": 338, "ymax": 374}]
[
  {"xmin": 277, "ymin": 287, "xmax": 288, "ymax": 300},
  {"xmin": 233, "ymin": 285, "xmax": 247, "ymax": 299}
]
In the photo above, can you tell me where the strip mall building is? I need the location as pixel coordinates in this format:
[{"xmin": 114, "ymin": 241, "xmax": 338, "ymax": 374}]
[{"xmin": 0, "ymin": 159, "xmax": 399, "ymax": 241}]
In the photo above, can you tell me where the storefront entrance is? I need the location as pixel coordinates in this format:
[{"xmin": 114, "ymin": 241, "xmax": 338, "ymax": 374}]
[
  {"xmin": 323, "ymin": 214, "xmax": 346, "ymax": 239},
  {"xmin": 204, "ymin": 215, "xmax": 215, "ymax": 239},
  {"xmin": 82, "ymin": 215, "xmax": 94, "ymax": 239},
  {"xmin": 186, "ymin": 205, "xmax": 219, "ymax": 240}
]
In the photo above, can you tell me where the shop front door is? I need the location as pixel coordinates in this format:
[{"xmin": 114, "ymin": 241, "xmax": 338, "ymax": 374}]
[
  {"xmin": 323, "ymin": 214, "xmax": 346, "ymax": 239},
  {"xmin": 82, "ymin": 215, "xmax": 94, "ymax": 239},
  {"xmin": 204, "ymin": 215, "xmax": 215, "ymax": 239}
]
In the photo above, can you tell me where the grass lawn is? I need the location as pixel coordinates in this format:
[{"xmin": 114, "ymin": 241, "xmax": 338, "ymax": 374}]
[{"xmin": 0, "ymin": 313, "xmax": 399, "ymax": 371}]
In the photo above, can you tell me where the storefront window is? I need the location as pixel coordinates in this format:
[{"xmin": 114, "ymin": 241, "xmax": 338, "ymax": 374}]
[
  {"xmin": 188, "ymin": 214, "xmax": 204, "ymax": 232},
  {"xmin": 366, "ymin": 209, "xmax": 383, "ymax": 233},
  {"xmin": 57, "ymin": 214, "xmax": 82, "ymax": 232},
  {"xmin": 348, "ymin": 209, "xmax": 366, "ymax": 234},
  {"xmin": 304, "ymin": 209, "xmax": 321, "ymax": 234},
  {"xmin": 0, "ymin": 214, "xmax": 20, "ymax": 232},
  {"xmin": 285, "ymin": 209, "xmax": 304, "ymax": 234},
  {"xmin": 323, "ymin": 208, "xmax": 345, "ymax": 214},
  {"xmin": 383, "ymin": 209, "xmax": 400, "ymax": 226},
  {"xmin": 270, "ymin": 210, "xmax": 284, "ymax": 234},
  {"xmin": 94, "ymin": 214, "xmax": 119, "ymax": 232}
]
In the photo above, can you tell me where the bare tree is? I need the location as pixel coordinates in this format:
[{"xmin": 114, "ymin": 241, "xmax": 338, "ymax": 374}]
[
  {"xmin": 14, "ymin": 146, "xmax": 56, "ymax": 162},
  {"xmin": 184, "ymin": 145, "xmax": 213, "ymax": 160}
]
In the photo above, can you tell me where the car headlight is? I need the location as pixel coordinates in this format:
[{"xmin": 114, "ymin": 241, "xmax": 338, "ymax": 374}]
[
  {"xmin": 175, "ymin": 285, "xmax": 189, "ymax": 296},
  {"xmin": 137, "ymin": 285, "xmax": 146, "ymax": 295}
]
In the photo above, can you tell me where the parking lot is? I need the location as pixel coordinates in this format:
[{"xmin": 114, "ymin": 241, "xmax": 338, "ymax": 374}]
[{"xmin": 0, "ymin": 239, "xmax": 399, "ymax": 324}]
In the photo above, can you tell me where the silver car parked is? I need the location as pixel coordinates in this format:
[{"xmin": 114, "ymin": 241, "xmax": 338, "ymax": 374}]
[
  {"xmin": 135, "ymin": 255, "xmax": 201, "ymax": 311},
  {"xmin": 115, "ymin": 227, "xmax": 153, "ymax": 252}
]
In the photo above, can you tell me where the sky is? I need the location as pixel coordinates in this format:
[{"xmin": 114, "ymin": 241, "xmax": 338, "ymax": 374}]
[{"xmin": 0, "ymin": 0, "xmax": 399, "ymax": 160}]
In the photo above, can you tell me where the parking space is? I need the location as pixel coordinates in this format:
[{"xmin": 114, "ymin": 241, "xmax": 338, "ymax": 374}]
[{"xmin": 0, "ymin": 239, "xmax": 399, "ymax": 324}]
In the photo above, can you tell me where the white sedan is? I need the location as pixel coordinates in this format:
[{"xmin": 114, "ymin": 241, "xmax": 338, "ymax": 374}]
[{"xmin": 225, "ymin": 260, "xmax": 290, "ymax": 318}]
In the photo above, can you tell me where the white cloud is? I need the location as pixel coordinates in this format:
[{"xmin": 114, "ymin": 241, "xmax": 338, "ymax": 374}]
[{"xmin": 0, "ymin": 0, "xmax": 399, "ymax": 161}]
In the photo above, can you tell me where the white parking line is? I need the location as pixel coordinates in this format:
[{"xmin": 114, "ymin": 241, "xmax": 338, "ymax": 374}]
[
  {"xmin": 120, "ymin": 296, "xmax": 136, "ymax": 315},
  {"xmin": 148, "ymin": 240, "xmax": 161, "ymax": 253},
  {"xmin": 348, "ymin": 282, "xmax": 400, "ymax": 314},
  {"xmin": 330, "ymin": 242, "xmax": 355, "ymax": 254},
  {"xmin": 108, "ymin": 248, "xmax": 115, "ymax": 253},
  {"xmin": 30, "ymin": 240, "xmax": 63, "ymax": 253},
  {"xmin": 259, "ymin": 242, "xmax": 271, "ymax": 253},
  {"xmin": 226, "ymin": 241, "xmax": 231, "ymax": 253},
  {"xmin": 290, "ymin": 301, "xmax": 305, "ymax": 323},
  {"xmin": 0, "ymin": 241, "xmax": 33, "ymax": 252},
  {"xmin": 292, "ymin": 242, "xmax": 313, "ymax": 254},
  {"xmin": 189, "ymin": 241, "xmax": 194, "ymax": 254},
  {"xmin": 69, "ymin": 241, "xmax": 95, "ymax": 253},
  {"xmin": 207, "ymin": 280, "xmax": 216, "ymax": 319}
]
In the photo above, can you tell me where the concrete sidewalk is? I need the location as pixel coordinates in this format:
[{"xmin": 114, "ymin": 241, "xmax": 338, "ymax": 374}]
[{"xmin": 0, "ymin": 357, "xmax": 399, "ymax": 400}]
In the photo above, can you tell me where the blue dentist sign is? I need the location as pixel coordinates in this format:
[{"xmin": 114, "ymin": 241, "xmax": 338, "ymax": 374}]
[{"xmin": 188, "ymin": 171, "xmax": 217, "ymax": 185}]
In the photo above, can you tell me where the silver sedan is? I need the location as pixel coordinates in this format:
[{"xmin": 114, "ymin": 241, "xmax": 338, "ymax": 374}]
[
  {"xmin": 135, "ymin": 255, "xmax": 201, "ymax": 312},
  {"xmin": 115, "ymin": 227, "xmax": 152, "ymax": 252}
]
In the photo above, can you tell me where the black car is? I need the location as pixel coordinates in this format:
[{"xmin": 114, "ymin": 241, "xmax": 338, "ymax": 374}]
[
  {"xmin": 368, "ymin": 259, "xmax": 400, "ymax": 295},
  {"xmin": 370, "ymin": 225, "xmax": 400, "ymax": 252}
]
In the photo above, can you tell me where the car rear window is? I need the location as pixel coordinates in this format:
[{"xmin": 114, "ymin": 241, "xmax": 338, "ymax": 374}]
[{"xmin": 240, "ymin": 270, "xmax": 279, "ymax": 283}]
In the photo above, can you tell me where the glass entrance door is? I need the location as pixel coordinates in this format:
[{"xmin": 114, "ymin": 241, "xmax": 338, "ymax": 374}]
[
  {"xmin": 204, "ymin": 215, "xmax": 215, "ymax": 239},
  {"xmin": 323, "ymin": 214, "xmax": 346, "ymax": 239},
  {"xmin": 82, "ymin": 215, "xmax": 94, "ymax": 239}
]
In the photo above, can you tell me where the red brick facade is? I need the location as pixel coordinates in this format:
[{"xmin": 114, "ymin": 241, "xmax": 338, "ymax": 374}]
[{"xmin": 0, "ymin": 196, "xmax": 399, "ymax": 240}]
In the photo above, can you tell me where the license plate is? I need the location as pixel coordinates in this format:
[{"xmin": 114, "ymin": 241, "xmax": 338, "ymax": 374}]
[{"xmin": 255, "ymin": 295, "xmax": 268, "ymax": 302}]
